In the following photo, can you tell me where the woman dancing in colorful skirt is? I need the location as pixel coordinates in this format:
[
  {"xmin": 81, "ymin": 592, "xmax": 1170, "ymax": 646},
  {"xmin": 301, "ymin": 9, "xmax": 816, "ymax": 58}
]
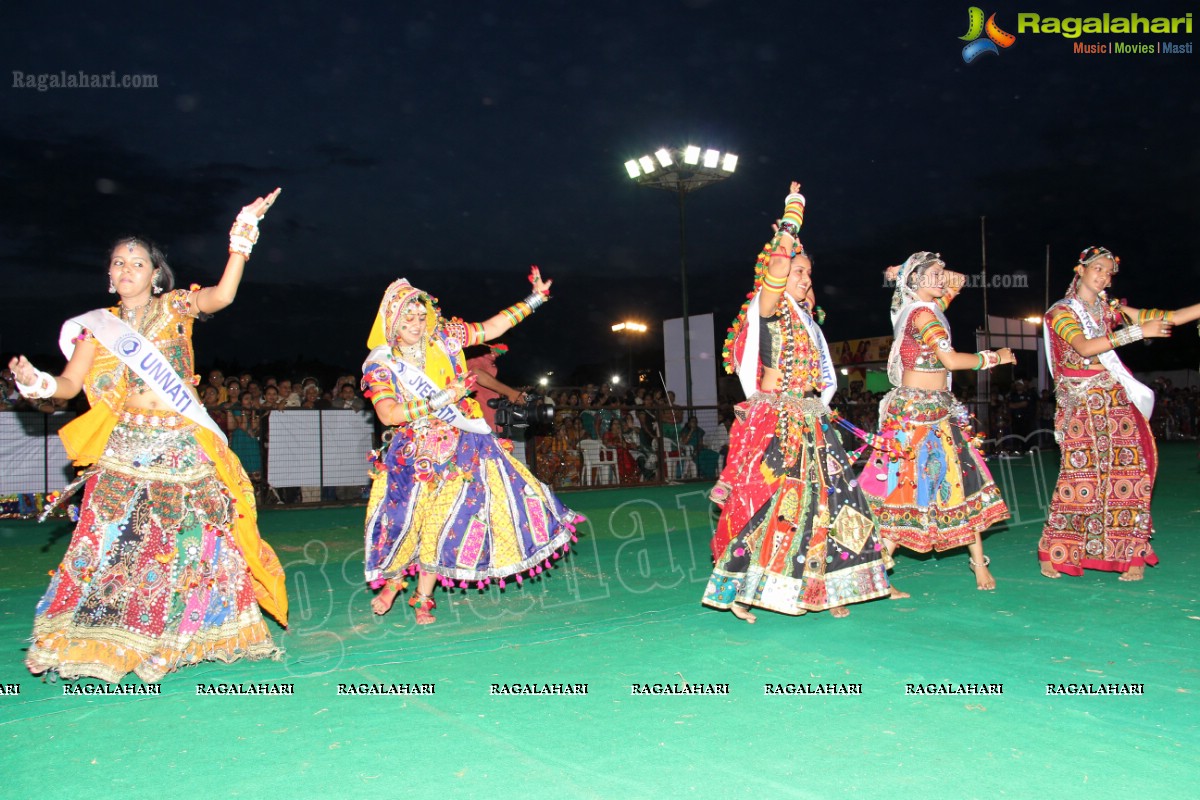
[
  {"xmin": 9, "ymin": 190, "xmax": 288, "ymax": 682},
  {"xmin": 362, "ymin": 269, "xmax": 582, "ymax": 624},
  {"xmin": 858, "ymin": 252, "xmax": 1012, "ymax": 591},
  {"xmin": 1039, "ymin": 246, "xmax": 1200, "ymax": 580},
  {"xmin": 703, "ymin": 183, "xmax": 893, "ymax": 622}
]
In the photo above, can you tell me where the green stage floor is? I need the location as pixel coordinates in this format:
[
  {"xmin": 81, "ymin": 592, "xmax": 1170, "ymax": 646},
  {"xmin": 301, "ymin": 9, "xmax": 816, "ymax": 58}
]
[{"xmin": 1, "ymin": 444, "xmax": 1197, "ymax": 800}]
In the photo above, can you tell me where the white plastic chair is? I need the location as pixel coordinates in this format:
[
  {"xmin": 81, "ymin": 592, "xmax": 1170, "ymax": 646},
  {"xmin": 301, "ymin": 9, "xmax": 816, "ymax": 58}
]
[
  {"xmin": 663, "ymin": 437, "xmax": 697, "ymax": 480},
  {"xmin": 579, "ymin": 439, "xmax": 617, "ymax": 486}
]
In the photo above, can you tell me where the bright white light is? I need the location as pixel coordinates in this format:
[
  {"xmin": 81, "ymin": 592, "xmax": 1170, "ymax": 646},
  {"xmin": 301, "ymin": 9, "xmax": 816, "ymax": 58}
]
[
  {"xmin": 624, "ymin": 160, "xmax": 640, "ymax": 179},
  {"xmin": 840, "ymin": 368, "xmax": 849, "ymax": 376},
  {"xmin": 655, "ymin": 148, "xmax": 673, "ymax": 167},
  {"xmin": 638, "ymin": 156, "xmax": 656, "ymax": 174},
  {"xmin": 612, "ymin": 323, "xmax": 626, "ymax": 332},
  {"xmin": 683, "ymin": 145, "xmax": 701, "ymax": 165},
  {"xmin": 1024, "ymin": 316, "xmax": 1043, "ymax": 325},
  {"xmin": 721, "ymin": 153, "xmax": 738, "ymax": 172},
  {"xmin": 612, "ymin": 375, "xmax": 621, "ymax": 384},
  {"xmin": 631, "ymin": 322, "xmax": 647, "ymax": 332},
  {"xmin": 538, "ymin": 377, "xmax": 549, "ymax": 386},
  {"xmin": 703, "ymin": 149, "xmax": 719, "ymax": 168}
]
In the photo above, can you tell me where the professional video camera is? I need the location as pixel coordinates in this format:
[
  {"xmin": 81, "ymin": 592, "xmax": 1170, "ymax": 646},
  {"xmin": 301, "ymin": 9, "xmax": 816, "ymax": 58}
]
[{"xmin": 488, "ymin": 394, "xmax": 555, "ymax": 439}]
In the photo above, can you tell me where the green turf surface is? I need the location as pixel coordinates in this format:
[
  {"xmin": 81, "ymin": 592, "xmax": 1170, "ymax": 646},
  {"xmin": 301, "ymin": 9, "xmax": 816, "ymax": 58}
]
[{"xmin": 1, "ymin": 444, "xmax": 1197, "ymax": 799}]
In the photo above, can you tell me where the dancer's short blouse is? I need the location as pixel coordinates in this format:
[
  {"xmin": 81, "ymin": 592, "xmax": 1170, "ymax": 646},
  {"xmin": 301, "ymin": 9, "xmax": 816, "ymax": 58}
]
[
  {"xmin": 758, "ymin": 308, "xmax": 825, "ymax": 394},
  {"xmin": 1046, "ymin": 301, "xmax": 1171, "ymax": 373},
  {"xmin": 75, "ymin": 290, "xmax": 200, "ymax": 407},
  {"xmin": 898, "ymin": 309, "xmax": 948, "ymax": 373}
]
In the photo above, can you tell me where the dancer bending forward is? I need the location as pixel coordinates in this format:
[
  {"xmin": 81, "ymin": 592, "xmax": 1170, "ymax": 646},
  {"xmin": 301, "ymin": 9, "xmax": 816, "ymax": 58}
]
[{"xmin": 363, "ymin": 269, "xmax": 582, "ymax": 624}]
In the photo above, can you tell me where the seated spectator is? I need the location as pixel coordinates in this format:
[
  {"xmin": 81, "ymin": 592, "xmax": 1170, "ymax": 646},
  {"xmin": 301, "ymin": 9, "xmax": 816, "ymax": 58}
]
[
  {"xmin": 301, "ymin": 382, "xmax": 330, "ymax": 410},
  {"xmin": 261, "ymin": 384, "xmax": 283, "ymax": 411},
  {"xmin": 207, "ymin": 368, "xmax": 228, "ymax": 404},
  {"xmin": 277, "ymin": 378, "xmax": 300, "ymax": 408},
  {"xmin": 336, "ymin": 383, "xmax": 365, "ymax": 411}
]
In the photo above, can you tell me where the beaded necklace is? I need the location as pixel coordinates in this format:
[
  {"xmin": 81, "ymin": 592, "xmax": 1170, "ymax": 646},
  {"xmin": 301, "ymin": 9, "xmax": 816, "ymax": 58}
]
[
  {"xmin": 120, "ymin": 297, "xmax": 155, "ymax": 334},
  {"xmin": 397, "ymin": 341, "xmax": 426, "ymax": 368}
]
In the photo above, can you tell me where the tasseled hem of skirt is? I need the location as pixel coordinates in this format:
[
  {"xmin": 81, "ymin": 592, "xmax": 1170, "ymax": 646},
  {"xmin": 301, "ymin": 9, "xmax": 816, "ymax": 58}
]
[{"xmin": 368, "ymin": 513, "xmax": 584, "ymax": 593}]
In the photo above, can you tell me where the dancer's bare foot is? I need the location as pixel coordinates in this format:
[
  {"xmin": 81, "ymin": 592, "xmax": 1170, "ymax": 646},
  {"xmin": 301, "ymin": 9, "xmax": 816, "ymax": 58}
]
[
  {"xmin": 888, "ymin": 585, "xmax": 910, "ymax": 599},
  {"xmin": 408, "ymin": 592, "xmax": 437, "ymax": 624},
  {"xmin": 730, "ymin": 603, "xmax": 757, "ymax": 624},
  {"xmin": 969, "ymin": 557, "xmax": 996, "ymax": 590},
  {"xmin": 1119, "ymin": 564, "xmax": 1145, "ymax": 582},
  {"xmin": 1040, "ymin": 562, "xmax": 1062, "ymax": 579},
  {"xmin": 371, "ymin": 581, "xmax": 402, "ymax": 615},
  {"xmin": 830, "ymin": 606, "xmax": 850, "ymax": 618}
]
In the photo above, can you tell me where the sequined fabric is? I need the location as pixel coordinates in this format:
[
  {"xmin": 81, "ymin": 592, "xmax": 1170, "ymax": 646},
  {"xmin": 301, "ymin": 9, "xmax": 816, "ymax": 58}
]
[{"xmin": 27, "ymin": 410, "xmax": 278, "ymax": 683}]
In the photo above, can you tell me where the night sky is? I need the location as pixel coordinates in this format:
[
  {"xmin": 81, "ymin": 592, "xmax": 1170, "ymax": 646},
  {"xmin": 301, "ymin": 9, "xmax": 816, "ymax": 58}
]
[{"xmin": 2, "ymin": 1, "xmax": 1197, "ymax": 387}]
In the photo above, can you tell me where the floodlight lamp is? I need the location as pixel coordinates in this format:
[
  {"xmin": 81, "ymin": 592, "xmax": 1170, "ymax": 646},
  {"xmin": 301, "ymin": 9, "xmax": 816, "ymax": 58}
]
[
  {"xmin": 638, "ymin": 156, "xmax": 655, "ymax": 174},
  {"xmin": 683, "ymin": 146, "xmax": 701, "ymax": 165},
  {"xmin": 703, "ymin": 149, "xmax": 719, "ymax": 168},
  {"xmin": 655, "ymin": 149, "xmax": 673, "ymax": 167},
  {"xmin": 721, "ymin": 153, "xmax": 738, "ymax": 172},
  {"xmin": 624, "ymin": 160, "xmax": 640, "ymax": 179}
]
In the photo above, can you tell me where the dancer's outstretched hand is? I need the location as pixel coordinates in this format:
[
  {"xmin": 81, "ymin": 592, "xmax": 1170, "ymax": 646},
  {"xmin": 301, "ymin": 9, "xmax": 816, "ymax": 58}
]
[
  {"xmin": 529, "ymin": 265, "xmax": 552, "ymax": 297},
  {"xmin": 8, "ymin": 355, "xmax": 37, "ymax": 386},
  {"xmin": 243, "ymin": 188, "xmax": 282, "ymax": 220}
]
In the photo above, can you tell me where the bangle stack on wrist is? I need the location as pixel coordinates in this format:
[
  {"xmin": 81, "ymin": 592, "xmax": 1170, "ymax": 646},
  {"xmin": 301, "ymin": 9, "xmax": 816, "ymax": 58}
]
[
  {"xmin": 777, "ymin": 191, "xmax": 806, "ymax": 240},
  {"xmin": 228, "ymin": 210, "xmax": 261, "ymax": 258},
  {"xmin": 1107, "ymin": 325, "xmax": 1144, "ymax": 349},
  {"xmin": 429, "ymin": 387, "xmax": 459, "ymax": 410},
  {"xmin": 501, "ymin": 290, "xmax": 550, "ymax": 328},
  {"xmin": 16, "ymin": 369, "xmax": 57, "ymax": 399},
  {"xmin": 972, "ymin": 350, "xmax": 1000, "ymax": 371}
]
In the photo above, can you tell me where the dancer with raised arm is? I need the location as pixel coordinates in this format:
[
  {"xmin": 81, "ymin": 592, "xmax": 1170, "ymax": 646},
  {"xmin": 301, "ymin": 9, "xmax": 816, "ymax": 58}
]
[
  {"xmin": 10, "ymin": 190, "xmax": 288, "ymax": 682},
  {"xmin": 704, "ymin": 183, "xmax": 893, "ymax": 622},
  {"xmin": 362, "ymin": 268, "xmax": 582, "ymax": 624}
]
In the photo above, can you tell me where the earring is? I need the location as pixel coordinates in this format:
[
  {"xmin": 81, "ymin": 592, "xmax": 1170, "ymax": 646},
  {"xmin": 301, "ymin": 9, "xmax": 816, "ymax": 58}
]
[
  {"xmin": 152, "ymin": 273, "xmax": 162, "ymax": 295},
  {"xmin": 108, "ymin": 279, "xmax": 116, "ymax": 294}
]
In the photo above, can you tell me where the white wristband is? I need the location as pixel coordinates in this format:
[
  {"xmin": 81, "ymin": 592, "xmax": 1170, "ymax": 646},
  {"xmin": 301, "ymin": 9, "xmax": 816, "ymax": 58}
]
[
  {"xmin": 16, "ymin": 369, "xmax": 57, "ymax": 400},
  {"xmin": 229, "ymin": 208, "xmax": 262, "ymax": 258}
]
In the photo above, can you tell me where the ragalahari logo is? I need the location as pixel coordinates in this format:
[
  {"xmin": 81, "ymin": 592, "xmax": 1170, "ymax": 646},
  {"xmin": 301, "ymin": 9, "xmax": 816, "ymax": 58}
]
[{"xmin": 960, "ymin": 7, "xmax": 1016, "ymax": 62}]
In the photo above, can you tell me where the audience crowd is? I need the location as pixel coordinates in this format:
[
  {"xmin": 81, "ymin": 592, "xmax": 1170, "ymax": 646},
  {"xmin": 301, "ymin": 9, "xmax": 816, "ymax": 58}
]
[{"xmin": 5, "ymin": 363, "xmax": 1199, "ymax": 496}]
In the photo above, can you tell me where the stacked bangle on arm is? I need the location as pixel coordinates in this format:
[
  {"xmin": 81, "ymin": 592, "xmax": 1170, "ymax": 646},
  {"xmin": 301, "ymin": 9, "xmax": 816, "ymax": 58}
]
[
  {"xmin": 228, "ymin": 209, "xmax": 261, "ymax": 258},
  {"xmin": 1106, "ymin": 325, "xmax": 1144, "ymax": 349},
  {"xmin": 499, "ymin": 291, "xmax": 550, "ymax": 328},
  {"xmin": 429, "ymin": 387, "xmax": 458, "ymax": 411},
  {"xmin": 777, "ymin": 192, "xmax": 806, "ymax": 241},
  {"xmin": 972, "ymin": 350, "xmax": 1001, "ymax": 371},
  {"xmin": 760, "ymin": 271, "xmax": 787, "ymax": 295},
  {"xmin": 15, "ymin": 368, "xmax": 57, "ymax": 399}
]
